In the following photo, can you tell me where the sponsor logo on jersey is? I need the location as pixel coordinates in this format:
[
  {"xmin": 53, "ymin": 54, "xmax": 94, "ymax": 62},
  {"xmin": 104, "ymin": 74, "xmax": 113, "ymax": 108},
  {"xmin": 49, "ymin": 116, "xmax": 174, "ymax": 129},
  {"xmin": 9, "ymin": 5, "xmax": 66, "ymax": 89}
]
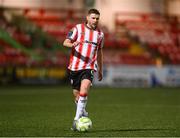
[{"xmin": 84, "ymin": 40, "xmax": 98, "ymax": 46}]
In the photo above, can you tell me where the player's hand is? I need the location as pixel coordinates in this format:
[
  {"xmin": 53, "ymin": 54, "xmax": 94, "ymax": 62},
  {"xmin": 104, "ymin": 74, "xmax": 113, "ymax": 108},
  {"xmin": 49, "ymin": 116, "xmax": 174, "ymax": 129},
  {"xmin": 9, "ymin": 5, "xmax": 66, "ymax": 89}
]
[
  {"xmin": 72, "ymin": 41, "xmax": 80, "ymax": 47},
  {"xmin": 98, "ymin": 71, "xmax": 103, "ymax": 81}
]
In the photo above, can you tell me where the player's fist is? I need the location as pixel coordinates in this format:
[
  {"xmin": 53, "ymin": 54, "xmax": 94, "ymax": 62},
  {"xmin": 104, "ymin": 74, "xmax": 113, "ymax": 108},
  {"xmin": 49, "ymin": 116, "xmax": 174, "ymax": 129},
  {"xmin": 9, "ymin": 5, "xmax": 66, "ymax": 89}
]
[
  {"xmin": 72, "ymin": 41, "xmax": 80, "ymax": 47},
  {"xmin": 98, "ymin": 71, "xmax": 103, "ymax": 81}
]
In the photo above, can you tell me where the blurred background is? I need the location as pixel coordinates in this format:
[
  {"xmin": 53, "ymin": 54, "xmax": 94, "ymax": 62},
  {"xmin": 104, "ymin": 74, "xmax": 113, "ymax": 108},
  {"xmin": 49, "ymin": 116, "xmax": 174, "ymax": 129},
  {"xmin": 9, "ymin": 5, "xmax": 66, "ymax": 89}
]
[{"xmin": 0, "ymin": 0, "xmax": 180, "ymax": 87}]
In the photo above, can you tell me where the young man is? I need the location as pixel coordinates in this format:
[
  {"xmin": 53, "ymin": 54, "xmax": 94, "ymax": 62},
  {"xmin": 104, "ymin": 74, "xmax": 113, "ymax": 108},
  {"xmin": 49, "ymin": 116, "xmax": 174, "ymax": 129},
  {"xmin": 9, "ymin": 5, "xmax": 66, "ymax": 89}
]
[{"xmin": 63, "ymin": 8, "xmax": 104, "ymax": 131}]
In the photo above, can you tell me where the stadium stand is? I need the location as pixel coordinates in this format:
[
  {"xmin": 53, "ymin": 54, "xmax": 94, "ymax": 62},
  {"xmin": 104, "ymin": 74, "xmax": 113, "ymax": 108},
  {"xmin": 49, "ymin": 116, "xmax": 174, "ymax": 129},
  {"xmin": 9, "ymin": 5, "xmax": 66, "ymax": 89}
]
[
  {"xmin": 24, "ymin": 8, "xmax": 85, "ymax": 42},
  {"xmin": 1, "ymin": 8, "xmax": 180, "ymax": 68},
  {"xmin": 115, "ymin": 12, "xmax": 180, "ymax": 65},
  {"xmin": 0, "ymin": 8, "xmax": 68, "ymax": 68},
  {"xmin": 0, "ymin": 12, "xmax": 29, "ymax": 66}
]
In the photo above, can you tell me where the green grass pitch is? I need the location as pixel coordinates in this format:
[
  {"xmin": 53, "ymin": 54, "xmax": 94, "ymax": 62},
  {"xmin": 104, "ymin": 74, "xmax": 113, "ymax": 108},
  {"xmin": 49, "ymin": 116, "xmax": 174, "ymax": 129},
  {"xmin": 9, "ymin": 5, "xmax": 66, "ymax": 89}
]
[{"xmin": 0, "ymin": 85, "xmax": 180, "ymax": 137}]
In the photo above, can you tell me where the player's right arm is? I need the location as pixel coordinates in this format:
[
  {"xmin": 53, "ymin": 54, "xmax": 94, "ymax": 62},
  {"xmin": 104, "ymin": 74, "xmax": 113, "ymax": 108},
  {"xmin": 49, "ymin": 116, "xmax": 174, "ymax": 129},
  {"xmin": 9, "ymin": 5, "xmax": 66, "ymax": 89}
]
[
  {"xmin": 63, "ymin": 39, "xmax": 79, "ymax": 48},
  {"xmin": 63, "ymin": 26, "xmax": 79, "ymax": 48}
]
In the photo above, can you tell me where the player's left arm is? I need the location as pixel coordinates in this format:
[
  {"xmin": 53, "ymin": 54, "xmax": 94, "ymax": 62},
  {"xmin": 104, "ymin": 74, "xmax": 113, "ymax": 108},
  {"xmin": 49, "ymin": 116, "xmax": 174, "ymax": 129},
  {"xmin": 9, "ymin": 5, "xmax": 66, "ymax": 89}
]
[
  {"xmin": 97, "ymin": 47, "xmax": 103, "ymax": 81},
  {"xmin": 97, "ymin": 32, "xmax": 104, "ymax": 81}
]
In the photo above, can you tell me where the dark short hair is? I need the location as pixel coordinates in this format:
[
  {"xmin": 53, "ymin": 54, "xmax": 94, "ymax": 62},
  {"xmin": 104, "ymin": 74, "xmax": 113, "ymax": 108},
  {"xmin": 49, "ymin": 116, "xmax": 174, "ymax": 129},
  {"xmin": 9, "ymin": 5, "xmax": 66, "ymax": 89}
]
[{"xmin": 88, "ymin": 8, "xmax": 100, "ymax": 15}]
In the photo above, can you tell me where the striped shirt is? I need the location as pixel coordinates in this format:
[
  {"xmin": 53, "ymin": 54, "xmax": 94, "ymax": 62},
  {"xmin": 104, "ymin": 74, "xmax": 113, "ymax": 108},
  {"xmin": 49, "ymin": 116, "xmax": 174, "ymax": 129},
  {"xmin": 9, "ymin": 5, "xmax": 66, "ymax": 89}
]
[{"xmin": 66, "ymin": 23, "xmax": 104, "ymax": 71}]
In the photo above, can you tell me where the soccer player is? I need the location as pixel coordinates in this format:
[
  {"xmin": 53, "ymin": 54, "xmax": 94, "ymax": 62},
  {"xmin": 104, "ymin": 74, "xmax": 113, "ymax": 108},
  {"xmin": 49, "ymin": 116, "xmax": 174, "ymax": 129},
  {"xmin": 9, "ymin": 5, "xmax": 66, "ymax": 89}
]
[{"xmin": 63, "ymin": 8, "xmax": 104, "ymax": 131}]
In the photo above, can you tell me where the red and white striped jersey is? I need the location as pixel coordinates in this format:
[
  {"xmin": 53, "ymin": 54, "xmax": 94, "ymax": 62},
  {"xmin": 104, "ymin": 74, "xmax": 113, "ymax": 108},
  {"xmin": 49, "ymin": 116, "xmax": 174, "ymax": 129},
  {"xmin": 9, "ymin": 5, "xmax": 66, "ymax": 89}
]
[{"xmin": 66, "ymin": 23, "xmax": 104, "ymax": 71}]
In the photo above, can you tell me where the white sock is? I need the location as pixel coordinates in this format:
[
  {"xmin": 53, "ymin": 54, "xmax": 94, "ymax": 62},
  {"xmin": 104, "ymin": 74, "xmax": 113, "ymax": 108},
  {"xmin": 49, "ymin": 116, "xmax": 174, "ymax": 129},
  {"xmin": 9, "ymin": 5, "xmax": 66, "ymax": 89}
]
[
  {"xmin": 74, "ymin": 96, "xmax": 87, "ymax": 120},
  {"xmin": 75, "ymin": 100, "xmax": 88, "ymax": 116}
]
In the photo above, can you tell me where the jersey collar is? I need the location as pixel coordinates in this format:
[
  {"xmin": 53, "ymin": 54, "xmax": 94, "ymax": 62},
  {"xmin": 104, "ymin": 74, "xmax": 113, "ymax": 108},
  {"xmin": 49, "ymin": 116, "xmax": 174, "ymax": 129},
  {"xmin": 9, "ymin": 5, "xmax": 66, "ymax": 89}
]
[{"xmin": 85, "ymin": 23, "xmax": 98, "ymax": 31}]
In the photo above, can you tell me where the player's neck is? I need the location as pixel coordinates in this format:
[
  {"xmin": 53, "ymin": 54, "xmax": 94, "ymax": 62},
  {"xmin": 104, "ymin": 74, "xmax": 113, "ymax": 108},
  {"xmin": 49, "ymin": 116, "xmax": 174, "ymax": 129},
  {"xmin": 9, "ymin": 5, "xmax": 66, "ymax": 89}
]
[{"xmin": 86, "ymin": 23, "xmax": 97, "ymax": 30}]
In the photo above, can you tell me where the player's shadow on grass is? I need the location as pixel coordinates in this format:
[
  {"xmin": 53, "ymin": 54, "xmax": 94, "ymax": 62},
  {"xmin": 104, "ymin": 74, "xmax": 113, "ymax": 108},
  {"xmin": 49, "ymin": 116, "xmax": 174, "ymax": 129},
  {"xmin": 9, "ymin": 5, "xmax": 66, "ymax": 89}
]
[{"xmin": 90, "ymin": 128, "xmax": 175, "ymax": 133}]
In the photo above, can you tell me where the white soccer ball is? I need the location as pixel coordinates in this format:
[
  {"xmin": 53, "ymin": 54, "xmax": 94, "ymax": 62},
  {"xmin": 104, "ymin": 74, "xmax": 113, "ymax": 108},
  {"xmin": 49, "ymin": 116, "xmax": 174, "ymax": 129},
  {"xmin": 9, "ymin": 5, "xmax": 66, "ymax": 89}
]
[{"xmin": 76, "ymin": 117, "xmax": 92, "ymax": 132}]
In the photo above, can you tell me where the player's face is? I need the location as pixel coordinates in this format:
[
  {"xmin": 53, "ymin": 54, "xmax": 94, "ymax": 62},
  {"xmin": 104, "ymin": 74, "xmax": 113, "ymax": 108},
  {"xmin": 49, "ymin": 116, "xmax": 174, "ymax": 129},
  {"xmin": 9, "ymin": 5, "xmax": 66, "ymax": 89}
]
[{"xmin": 86, "ymin": 13, "xmax": 100, "ymax": 29}]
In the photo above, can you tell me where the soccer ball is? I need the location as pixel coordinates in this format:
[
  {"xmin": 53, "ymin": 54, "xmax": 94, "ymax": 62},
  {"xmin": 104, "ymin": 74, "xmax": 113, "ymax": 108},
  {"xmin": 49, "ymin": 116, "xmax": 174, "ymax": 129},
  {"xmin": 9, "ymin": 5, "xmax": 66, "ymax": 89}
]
[{"xmin": 76, "ymin": 117, "xmax": 92, "ymax": 132}]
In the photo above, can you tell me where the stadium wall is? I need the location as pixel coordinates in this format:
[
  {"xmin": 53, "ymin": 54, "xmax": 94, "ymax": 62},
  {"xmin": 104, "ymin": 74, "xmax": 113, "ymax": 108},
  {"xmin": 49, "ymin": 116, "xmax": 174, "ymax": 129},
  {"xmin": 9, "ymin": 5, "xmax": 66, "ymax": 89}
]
[
  {"xmin": 1, "ymin": 65, "xmax": 180, "ymax": 87},
  {"xmin": 94, "ymin": 65, "xmax": 180, "ymax": 87},
  {"xmin": 0, "ymin": 67, "xmax": 67, "ymax": 85}
]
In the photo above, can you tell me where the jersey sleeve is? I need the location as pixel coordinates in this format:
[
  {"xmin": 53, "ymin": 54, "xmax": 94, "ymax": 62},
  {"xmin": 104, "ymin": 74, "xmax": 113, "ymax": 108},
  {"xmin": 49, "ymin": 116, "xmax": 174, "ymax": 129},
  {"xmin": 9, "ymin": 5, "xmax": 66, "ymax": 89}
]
[{"xmin": 66, "ymin": 26, "xmax": 78, "ymax": 42}]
